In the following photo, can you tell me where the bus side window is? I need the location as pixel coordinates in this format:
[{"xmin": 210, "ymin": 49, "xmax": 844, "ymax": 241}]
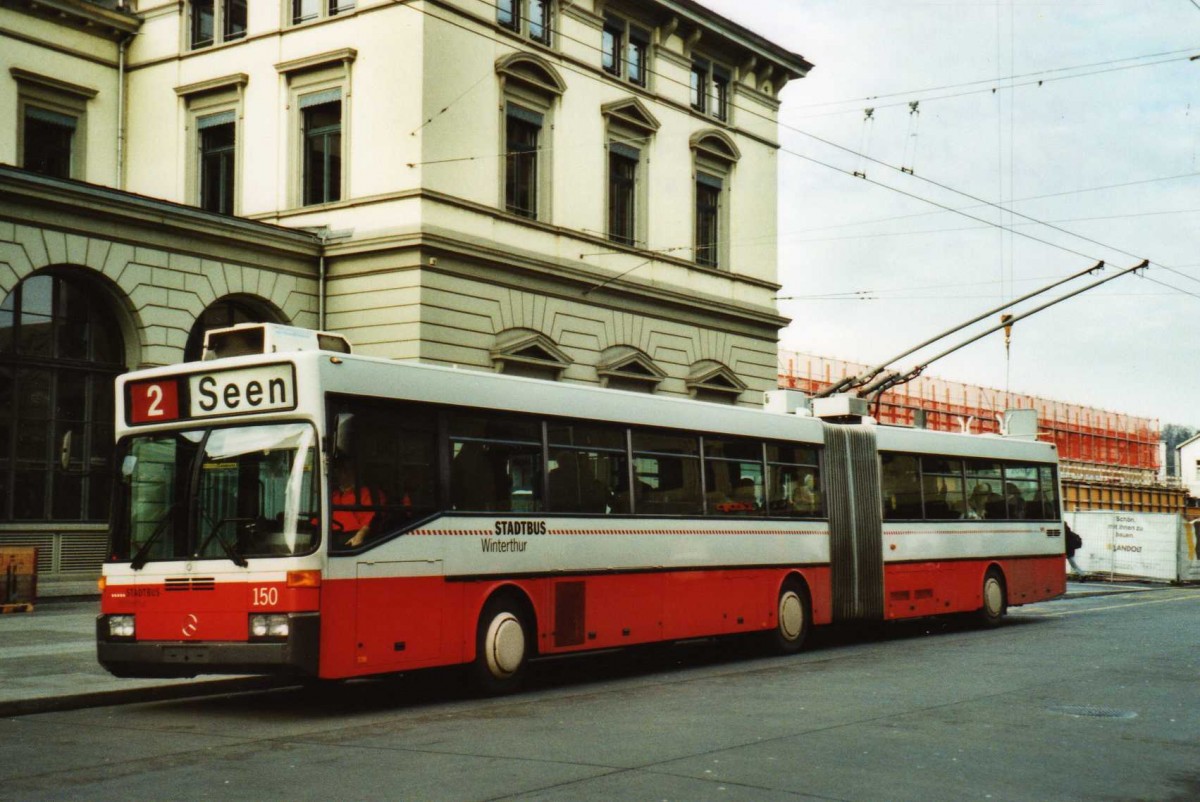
[
  {"xmin": 448, "ymin": 412, "xmax": 543, "ymax": 513},
  {"xmin": 766, "ymin": 443, "xmax": 822, "ymax": 518},
  {"xmin": 881, "ymin": 453, "xmax": 921, "ymax": 520},
  {"xmin": 328, "ymin": 401, "xmax": 439, "ymax": 544}
]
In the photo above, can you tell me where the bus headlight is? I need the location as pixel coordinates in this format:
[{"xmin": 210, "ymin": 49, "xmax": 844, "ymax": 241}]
[
  {"xmin": 108, "ymin": 615, "xmax": 135, "ymax": 639},
  {"xmin": 249, "ymin": 614, "xmax": 289, "ymax": 639}
]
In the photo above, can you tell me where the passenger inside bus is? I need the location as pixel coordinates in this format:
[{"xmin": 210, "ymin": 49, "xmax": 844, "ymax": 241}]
[{"xmin": 789, "ymin": 472, "xmax": 818, "ymax": 515}]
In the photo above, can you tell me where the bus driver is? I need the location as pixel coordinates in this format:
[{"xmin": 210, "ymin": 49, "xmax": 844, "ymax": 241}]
[{"xmin": 331, "ymin": 458, "xmax": 380, "ymax": 548}]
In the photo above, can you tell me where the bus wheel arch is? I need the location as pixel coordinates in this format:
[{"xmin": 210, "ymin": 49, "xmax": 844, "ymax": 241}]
[
  {"xmin": 977, "ymin": 565, "xmax": 1008, "ymax": 627},
  {"xmin": 769, "ymin": 573, "xmax": 812, "ymax": 654},
  {"xmin": 471, "ymin": 586, "xmax": 537, "ymax": 694}
]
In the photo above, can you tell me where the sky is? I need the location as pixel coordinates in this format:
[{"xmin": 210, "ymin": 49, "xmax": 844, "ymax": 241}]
[{"xmin": 698, "ymin": 0, "xmax": 1200, "ymax": 429}]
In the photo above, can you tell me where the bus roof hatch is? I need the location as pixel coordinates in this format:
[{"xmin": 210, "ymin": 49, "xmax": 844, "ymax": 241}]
[{"xmin": 202, "ymin": 323, "xmax": 352, "ymax": 361}]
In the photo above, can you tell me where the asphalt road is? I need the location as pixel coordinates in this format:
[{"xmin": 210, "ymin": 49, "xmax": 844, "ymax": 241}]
[{"xmin": 3, "ymin": 588, "xmax": 1198, "ymax": 801}]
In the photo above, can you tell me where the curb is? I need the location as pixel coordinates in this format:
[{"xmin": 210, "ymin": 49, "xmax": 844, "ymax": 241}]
[
  {"xmin": 1062, "ymin": 584, "xmax": 1158, "ymax": 600},
  {"xmin": 0, "ymin": 676, "xmax": 290, "ymax": 719}
]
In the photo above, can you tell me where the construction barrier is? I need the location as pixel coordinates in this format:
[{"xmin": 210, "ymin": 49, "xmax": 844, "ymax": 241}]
[
  {"xmin": 1, "ymin": 546, "xmax": 37, "ymax": 613},
  {"xmin": 1066, "ymin": 512, "xmax": 1199, "ymax": 583}
]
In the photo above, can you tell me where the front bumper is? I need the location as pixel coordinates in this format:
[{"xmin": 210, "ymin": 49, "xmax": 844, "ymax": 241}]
[{"xmin": 96, "ymin": 612, "xmax": 320, "ymax": 678}]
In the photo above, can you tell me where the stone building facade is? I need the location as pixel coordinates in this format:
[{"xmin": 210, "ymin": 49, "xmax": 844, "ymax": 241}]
[{"xmin": 1, "ymin": 0, "xmax": 809, "ymax": 588}]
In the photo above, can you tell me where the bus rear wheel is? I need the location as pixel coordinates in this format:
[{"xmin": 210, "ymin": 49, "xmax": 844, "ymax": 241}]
[
  {"xmin": 977, "ymin": 569, "xmax": 1007, "ymax": 628},
  {"xmin": 471, "ymin": 595, "xmax": 531, "ymax": 694},
  {"xmin": 769, "ymin": 580, "xmax": 809, "ymax": 654}
]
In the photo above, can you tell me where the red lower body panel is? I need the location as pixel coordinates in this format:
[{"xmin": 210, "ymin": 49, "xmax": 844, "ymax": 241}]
[
  {"xmin": 318, "ymin": 566, "xmax": 833, "ymax": 679},
  {"xmin": 883, "ymin": 555, "xmax": 1064, "ymax": 620}
]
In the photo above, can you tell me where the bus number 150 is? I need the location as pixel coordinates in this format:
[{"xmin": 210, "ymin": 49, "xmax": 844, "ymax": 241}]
[{"xmin": 252, "ymin": 587, "xmax": 279, "ymax": 607}]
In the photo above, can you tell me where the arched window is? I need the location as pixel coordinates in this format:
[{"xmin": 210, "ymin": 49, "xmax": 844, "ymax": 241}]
[
  {"xmin": 0, "ymin": 272, "xmax": 126, "ymax": 521},
  {"xmin": 184, "ymin": 296, "xmax": 281, "ymax": 361}
]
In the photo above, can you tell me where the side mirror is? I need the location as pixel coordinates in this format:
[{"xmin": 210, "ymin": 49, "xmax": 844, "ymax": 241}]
[
  {"xmin": 59, "ymin": 430, "xmax": 73, "ymax": 471},
  {"xmin": 334, "ymin": 412, "xmax": 354, "ymax": 456}
]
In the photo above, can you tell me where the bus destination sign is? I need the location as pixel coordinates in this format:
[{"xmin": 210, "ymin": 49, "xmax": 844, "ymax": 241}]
[{"xmin": 127, "ymin": 364, "xmax": 297, "ymax": 425}]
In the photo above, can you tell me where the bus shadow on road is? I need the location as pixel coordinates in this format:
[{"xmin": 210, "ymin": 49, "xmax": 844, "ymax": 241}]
[{"xmin": 162, "ymin": 613, "xmax": 1047, "ymax": 719}]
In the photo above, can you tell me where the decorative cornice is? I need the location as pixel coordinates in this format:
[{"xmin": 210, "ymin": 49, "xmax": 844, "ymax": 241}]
[
  {"xmin": 0, "ymin": 166, "xmax": 320, "ymax": 270},
  {"xmin": 275, "ymin": 48, "xmax": 358, "ymax": 76},
  {"xmin": 9, "ymin": 68, "xmax": 99, "ymax": 99},
  {"xmin": 2, "ymin": 0, "xmax": 141, "ymax": 38},
  {"xmin": 174, "ymin": 73, "xmax": 249, "ymax": 98}
]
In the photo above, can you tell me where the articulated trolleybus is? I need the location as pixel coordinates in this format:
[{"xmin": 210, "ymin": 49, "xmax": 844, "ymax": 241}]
[{"xmin": 98, "ymin": 324, "xmax": 1066, "ymax": 691}]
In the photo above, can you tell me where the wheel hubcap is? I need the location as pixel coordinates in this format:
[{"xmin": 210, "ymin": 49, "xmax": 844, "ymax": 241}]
[
  {"xmin": 485, "ymin": 613, "xmax": 525, "ymax": 678},
  {"xmin": 983, "ymin": 577, "xmax": 1003, "ymax": 616},
  {"xmin": 779, "ymin": 591, "xmax": 803, "ymax": 641}
]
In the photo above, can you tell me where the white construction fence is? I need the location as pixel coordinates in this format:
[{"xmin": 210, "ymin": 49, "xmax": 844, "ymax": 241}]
[{"xmin": 1066, "ymin": 511, "xmax": 1200, "ymax": 583}]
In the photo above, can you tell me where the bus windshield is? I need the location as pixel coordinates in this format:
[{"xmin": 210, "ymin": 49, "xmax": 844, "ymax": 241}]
[{"xmin": 111, "ymin": 422, "xmax": 320, "ymax": 564}]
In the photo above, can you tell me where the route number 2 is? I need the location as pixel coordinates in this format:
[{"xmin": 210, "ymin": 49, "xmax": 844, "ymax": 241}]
[
  {"xmin": 145, "ymin": 385, "xmax": 165, "ymax": 417},
  {"xmin": 129, "ymin": 379, "xmax": 180, "ymax": 424}
]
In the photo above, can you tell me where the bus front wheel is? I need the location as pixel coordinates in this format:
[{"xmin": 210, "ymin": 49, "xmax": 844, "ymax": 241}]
[{"xmin": 471, "ymin": 595, "xmax": 531, "ymax": 694}]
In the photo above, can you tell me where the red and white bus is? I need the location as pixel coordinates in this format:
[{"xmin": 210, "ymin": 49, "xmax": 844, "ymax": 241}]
[{"xmin": 98, "ymin": 324, "xmax": 1066, "ymax": 691}]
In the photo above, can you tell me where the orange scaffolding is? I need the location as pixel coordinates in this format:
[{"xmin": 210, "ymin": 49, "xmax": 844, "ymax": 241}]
[{"xmin": 779, "ymin": 352, "xmax": 1160, "ymax": 473}]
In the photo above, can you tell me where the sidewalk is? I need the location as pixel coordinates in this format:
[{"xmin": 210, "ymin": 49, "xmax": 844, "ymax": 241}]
[
  {"xmin": 0, "ymin": 599, "xmax": 282, "ymax": 718},
  {"xmin": 0, "ymin": 581, "xmax": 1162, "ymax": 718}
]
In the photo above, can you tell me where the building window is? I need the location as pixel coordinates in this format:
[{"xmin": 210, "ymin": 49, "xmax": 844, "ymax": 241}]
[
  {"xmin": 601, "ymin": 98, "xmax": 659, "ymax": 250},
  {"xmin": 13, "ymin": 70, "xmax": 95, "ymax": 181},
  {"xmin": 177, "ymin": 73, "xmax": 247, "ymax": 217},
  {"xmin": 691, "ymin": 59, "xmax": 732, "ymax": 122},
  {"xmin": 198, "ymin": 112, "xmax": 236, "ymax": 214},
  {"xmin": 603, "ymin": 16, "xmax": 649, "ymax": 86},
  {"xmin": 608, "ymin": 144, "xmax": 638, "ymax": 246},
  {"xmin": 691, "ymin": 131, "xmax": 740, "ymax": 269},
  {"xmin": 695, "ymin": 174, "xmax": 721, "ymax": 267},
  {"xmin": 293, "ymin": 0, "xmax": 355, "ymax": 25},
  {"xmin": 190, "ymin": 1, "xmax": 246, "ymax": 49},
  {"xmin": 277, "ymin": 49, "xmax": 356, "ymax": 209},
  {"xmin": 0, "ymin": 273, "xmax": 125, "ymax": 522},
  {"xmin": 495, "ymin": 53, "xmax": 564, "ymax": 222},
  {"xmin": 301, "ymin": 93, "xmax": 343, "ymax": 206},
  {"xmin": 498, "ymin": 0, "xmax": 551, "ymax": 45},
  {"xmin": 690, "ymin": 61, "xmax": 707, "ymax": 113},
  {"xmin": 22, "ymin": 109, "xmax": 76, "ymax": 180},
  {"xmin": 505, "ymin": 105, "xmax": 541, "ymax": 218}
]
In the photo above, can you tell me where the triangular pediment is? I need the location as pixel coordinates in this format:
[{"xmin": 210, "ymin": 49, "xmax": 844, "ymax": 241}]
[
  {"xmin": 491, "ymin": 328, "xmax": 572, "ymax": 378},
  {"xmin": 598, "ymin": 345, "xmax": 666, "ymax": 386},
  {"xmin": 601, "ymin": 97, "xmax": 661, "ymax": 134},
  {"xmin": 686, "ymin": 360, "xmax": 747, "ymax": 397}
]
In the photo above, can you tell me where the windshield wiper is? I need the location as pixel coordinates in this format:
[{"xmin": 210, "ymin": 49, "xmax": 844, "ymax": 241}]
[
  {"xmin": 130, "ymin": 506, "xmax": 179, "ymax": 571},
  {"xmin": 194, "ymin": 517, "xmax": 250, "ymax": 567}
]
